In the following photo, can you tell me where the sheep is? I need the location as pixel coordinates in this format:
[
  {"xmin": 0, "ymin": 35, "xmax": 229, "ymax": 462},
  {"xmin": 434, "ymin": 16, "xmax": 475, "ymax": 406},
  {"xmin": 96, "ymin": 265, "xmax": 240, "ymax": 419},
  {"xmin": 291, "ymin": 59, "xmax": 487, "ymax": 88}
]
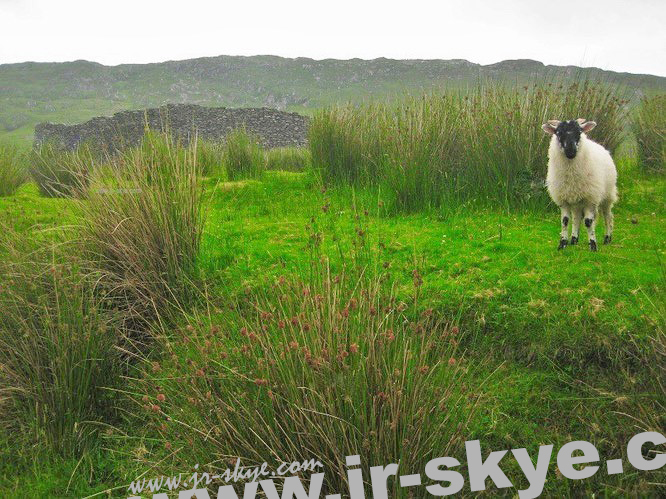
[{"xmin": 541, "ymin": 118, "xmax": 618, "ymax": 251}]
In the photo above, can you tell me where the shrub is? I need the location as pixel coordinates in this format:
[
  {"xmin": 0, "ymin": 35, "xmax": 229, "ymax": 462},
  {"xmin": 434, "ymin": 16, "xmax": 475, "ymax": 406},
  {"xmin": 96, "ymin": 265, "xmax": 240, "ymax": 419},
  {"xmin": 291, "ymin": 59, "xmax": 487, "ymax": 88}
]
[
  {"xmin": 633, "ymin": 94, "xmax": 665, "ymax": 174},
  {"xmin": 265, "ymin": 146, "xmax": 311, "ymax": 172},
  {"xmin": 80, "ymin": 131, "xmax": 204, "ymax": 331},
  {"xmin": 30, "ymin": 143, "xmax": 94, "ymax": 198},
  {"xmin": 0, "ymin": 236, "xmax": 121, "ymax": 457},
  {"xmin": 223, "ymin": 128, "xmax": 265, "ymax": 181},
  {"xmin": 310, "ymin": 81, "xmax": 628, "ymax": 212},
  {"xmin": 0, "ymin": 144, "xmax": 28, "ymax": 196}
]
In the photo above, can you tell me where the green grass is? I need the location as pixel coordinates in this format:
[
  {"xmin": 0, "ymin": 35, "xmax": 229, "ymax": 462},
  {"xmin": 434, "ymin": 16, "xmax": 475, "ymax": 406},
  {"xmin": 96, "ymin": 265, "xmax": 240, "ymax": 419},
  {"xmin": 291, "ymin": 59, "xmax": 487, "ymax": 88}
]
[
  {"xmin": 222, "ymin": 127, "xmax": 266, "ymax": 181},
  {"xmin": 0, "ymin": 141, "xmax": 663, "ymax": 496},
  {"xmin": 195, "ymin": 138, "xmax": 225, "ymax": 177},
  {"xmin": 0, "ymin": 237, "xmax": 123, "ymax": 458},
  {"xmin": 29, "ymin": 143, "xmax": 94, "ymax": 198},
  {"xmin": 0, "ymin": 132, "xmax": 206, "ymax": 497},
  {"xmin": 265, "ymin": 146, "xmax": 311, "ymax": 172},
  {"xmin": 0, "ymin": 182, "xmax": 79, "ymax": 236},
  {"xmin": 180, "ymin": 166, "xmax": 666, "ymax": 495},
  {"xmin": 189, "ymin": 163, "xmax": 663, "ymax": 496},
  {"xmin": 197, "ymin": 162, "xmax": 664, "ymax": 495},
  {"xmin": 80, "ymin": 131, "xmax": 204, "ymax": 330},
  {"xmin": 309, "ymin": 82, "xmax": 629, "ymax": 212},
  {"xmin": 130, "ymin": 258, "xmax": 476, "ymax": 495},
  {"xmin": 0, "ymin": 143, "xmax": 28, "ymax": 196},
  {"xmin": 200, "ymin": 159, "xmax": 664, "ymax": 365},
  {"xmin": 633, "ymin": 94, "xmax": 665, "ymax": 174}
]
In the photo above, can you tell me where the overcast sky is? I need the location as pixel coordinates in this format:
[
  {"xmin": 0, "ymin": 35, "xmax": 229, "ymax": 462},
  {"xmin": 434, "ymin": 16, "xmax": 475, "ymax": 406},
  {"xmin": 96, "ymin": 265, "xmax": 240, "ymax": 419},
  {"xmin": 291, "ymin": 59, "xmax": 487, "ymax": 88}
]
[{"xmin": 1, "ymin": 0, "xmax": 665, "ymax": 76}]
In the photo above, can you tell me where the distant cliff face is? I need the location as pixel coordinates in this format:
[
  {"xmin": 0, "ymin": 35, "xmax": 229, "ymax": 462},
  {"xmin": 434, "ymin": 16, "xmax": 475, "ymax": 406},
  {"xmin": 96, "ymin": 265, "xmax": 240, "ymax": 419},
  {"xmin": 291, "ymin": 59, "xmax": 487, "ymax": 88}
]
[{"xmin": 34, "ymin": 104, "xmax": 310, "ymax": 151}]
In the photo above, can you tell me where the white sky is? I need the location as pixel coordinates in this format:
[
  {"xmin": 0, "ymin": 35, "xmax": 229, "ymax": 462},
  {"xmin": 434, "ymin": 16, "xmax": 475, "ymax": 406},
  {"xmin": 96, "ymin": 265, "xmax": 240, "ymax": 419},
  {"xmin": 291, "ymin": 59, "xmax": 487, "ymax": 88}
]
[{"xmin": 1, "ymin": 0, "xmax": 665, "ymax": 76}]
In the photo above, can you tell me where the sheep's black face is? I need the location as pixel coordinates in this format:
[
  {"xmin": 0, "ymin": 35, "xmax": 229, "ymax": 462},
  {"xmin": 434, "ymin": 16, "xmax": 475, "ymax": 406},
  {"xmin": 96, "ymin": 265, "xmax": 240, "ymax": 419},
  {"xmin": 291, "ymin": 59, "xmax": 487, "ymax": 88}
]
[{"xmin": 555, "ymin": 120, "xmax": 582, "ymax": 159}]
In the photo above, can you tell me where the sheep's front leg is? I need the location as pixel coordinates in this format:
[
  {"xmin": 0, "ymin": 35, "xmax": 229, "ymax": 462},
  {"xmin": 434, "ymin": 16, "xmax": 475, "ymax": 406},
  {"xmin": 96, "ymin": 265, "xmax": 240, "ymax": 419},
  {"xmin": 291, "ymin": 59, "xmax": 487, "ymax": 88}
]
[
  {"xmin": 583, "ymin": 204, "xmax": 598, "ymax": 251},
  {"xmin": 558, "ymin": 205, "xmax": 571, "ymax": 250},
  {"xmin": 571, "ymin": 205, "xmax": 582, "ymax": 245}
]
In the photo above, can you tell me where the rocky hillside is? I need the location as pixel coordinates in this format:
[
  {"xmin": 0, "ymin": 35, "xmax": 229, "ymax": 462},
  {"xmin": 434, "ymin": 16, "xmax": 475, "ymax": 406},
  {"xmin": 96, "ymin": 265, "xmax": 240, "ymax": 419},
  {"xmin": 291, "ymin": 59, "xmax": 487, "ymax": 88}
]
[{"xmin": 2, "ymin": 55, "xmax": 665, "ymax": 145}]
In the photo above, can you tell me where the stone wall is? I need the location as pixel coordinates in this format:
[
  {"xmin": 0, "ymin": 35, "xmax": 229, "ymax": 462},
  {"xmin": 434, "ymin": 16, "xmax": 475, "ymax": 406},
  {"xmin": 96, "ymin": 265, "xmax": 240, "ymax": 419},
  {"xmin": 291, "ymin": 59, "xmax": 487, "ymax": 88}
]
[{"xmin": 33, "ymin": 104, "xmax": 310, "ymax": 151}]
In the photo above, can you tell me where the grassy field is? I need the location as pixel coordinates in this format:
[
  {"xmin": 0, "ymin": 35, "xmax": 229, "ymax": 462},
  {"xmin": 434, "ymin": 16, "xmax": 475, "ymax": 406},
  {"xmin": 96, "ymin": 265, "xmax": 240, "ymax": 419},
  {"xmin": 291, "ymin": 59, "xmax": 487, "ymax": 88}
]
[
  {"xmin": 0, "ymin": 90, "xmax": 664, "ymax": 497},
  {"xmin": 0, "ymin": 166, "xmax": 664, "ymax": 496}
]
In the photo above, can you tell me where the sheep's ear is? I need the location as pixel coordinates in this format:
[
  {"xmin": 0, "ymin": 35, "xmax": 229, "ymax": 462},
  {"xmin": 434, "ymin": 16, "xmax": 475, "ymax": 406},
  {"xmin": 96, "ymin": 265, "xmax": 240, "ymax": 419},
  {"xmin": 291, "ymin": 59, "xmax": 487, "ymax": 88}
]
[
  {"xmin": 576, "ymin": 118, "xmax": 586, "ymax": 125},
  {"xmin": 580, "ymin": 121, "xmax": 597, "ymax": 133},
  {"xmin": 542, "ymin": 121, "xmax": 559, "ymax": 135}
]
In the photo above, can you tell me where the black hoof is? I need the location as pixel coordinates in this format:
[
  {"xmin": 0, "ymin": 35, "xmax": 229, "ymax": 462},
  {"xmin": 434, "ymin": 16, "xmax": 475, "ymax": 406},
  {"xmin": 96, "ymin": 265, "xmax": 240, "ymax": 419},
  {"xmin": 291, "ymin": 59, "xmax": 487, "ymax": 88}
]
[
  {"xmin": 604, "ymin": 235, "xmax": 612, "ymax": 245},
  {"xmin": 584, "ymin": 218, "xmax": 593, "ymax": 228},
  {"xmin": 558, "ymin": 238, "xmax": 568, "ymax": 250},
  {"xmin": 570, "ymin": 236, "xmax": 578, "ymax": 245},
  {"xmin": 589, "ymin": 240, "xmax": 597, "ymax": 252}
]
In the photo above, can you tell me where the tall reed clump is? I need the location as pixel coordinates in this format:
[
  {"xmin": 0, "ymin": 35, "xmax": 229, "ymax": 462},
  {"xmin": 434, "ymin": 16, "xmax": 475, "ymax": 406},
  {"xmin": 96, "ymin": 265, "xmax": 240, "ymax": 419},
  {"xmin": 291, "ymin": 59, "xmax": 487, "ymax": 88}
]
[
  {"xmin": 222, "ymin": 127, "xmax": 265, "ymax": 181},
  {"xmin": 0, "ymin": 235, "xmax": 122, "ymax": 458},
  {"xmin": 0, "ymin": 144, "xmax": 28, "ymax": 196},
  {"xmin": 310, "ymin": 80, "xmax": 627, "ymax": 212},
  {"xmin": 132, "ymin": 217, "xmax": 479, "ymax": 495},
  {"xmin": 382, "ymin": 94, "xmax": 463, "ymax": 211},
  {"xmin": 633, "ymin": 94, "xmax": 665, "ymax": 174},
  {"xmin": 309, "ymin": 105, "xmax": 386, "ymax": 186},
  {"xmin": 265, "ymin": 146, "xmax": 312, "ymax": 172},
  {"xmin": 196, "ymin": 139, "xmax": 226, "ymax": 177},
  {"xmin": 30, "ymin": 142, "xmax": 95, "ymax": 198},
  {"xmin": 80, "ymin": 131, "xmax": 204, "ymax": 333}
]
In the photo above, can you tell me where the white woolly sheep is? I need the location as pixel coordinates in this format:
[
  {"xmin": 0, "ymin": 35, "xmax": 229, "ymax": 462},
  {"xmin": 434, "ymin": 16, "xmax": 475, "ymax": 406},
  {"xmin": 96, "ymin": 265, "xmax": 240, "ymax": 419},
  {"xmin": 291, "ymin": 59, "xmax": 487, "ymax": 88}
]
[{"xmin": 542, "ymin": 118, "xmax": 618, "ymax": 251}]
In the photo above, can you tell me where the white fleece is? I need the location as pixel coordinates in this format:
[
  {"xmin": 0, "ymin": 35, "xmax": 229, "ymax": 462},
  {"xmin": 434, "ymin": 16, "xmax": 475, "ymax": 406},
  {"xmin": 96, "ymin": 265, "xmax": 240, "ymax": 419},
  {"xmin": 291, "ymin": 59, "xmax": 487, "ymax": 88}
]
[{"xmin": 546, "ymin": 134, "xmax": 618, "ymax": 208}]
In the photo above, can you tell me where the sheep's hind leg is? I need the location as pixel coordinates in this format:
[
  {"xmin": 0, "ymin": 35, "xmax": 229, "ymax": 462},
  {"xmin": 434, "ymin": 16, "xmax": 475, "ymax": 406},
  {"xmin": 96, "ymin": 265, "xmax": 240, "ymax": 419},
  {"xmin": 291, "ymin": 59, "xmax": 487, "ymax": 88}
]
[
  {"xmin": 584, "ymin": 204, "xmax": 598, "ymax": 251},
  {"xmin": 602, "ymin": 201, "xmax": 614, "ymax": 244},
  {"xmin": 571, "ymin": 205, "xmax": 582, "ymax": 245},
  {"xmin": 558, "ymin": 205, "xmax": 571, "ymax": 250}
]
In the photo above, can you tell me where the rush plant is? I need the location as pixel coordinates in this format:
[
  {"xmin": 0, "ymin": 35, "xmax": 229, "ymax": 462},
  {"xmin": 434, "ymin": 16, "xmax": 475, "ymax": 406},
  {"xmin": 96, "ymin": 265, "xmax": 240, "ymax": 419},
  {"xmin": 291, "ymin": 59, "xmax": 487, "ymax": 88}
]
[
  {"xmin": 30, "ymin": 143, "xmax": 94, "ymax": 198},
  {"xmin": 0, "ymin": 144, "xmax": 28, "ymax": 196},
  {"xmin": 131, "ymin": 211, "xmax": 481, "ymax": 496},
  {"xmin": 265, "ymin": 146, "xmax": 311, "ymax": 172},
  {"xmin": 310, "ymin": 80, "xmax": 628, "ymax": 212},
  {"xmin": 0, "ymin": 235, "xmax": 122, "ymax": 458},
  {"xmin": 80, "ymin": 131, "xmax": 204, "ymax": 333},
  {"xmin": 223, "ymin": 128, "xmax": 266, "ymax": 181},
  {"xmin": 633, "ymin": 94, "xmax": 665, "ymax": 174}
]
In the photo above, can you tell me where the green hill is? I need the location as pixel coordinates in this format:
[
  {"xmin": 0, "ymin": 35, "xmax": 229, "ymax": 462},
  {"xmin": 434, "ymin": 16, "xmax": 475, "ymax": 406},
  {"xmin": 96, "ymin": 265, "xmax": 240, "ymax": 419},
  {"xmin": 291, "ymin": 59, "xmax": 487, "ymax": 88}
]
[{"xmin": 2, "ymin": 55, "xmax": 665, "ymax": 146}]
